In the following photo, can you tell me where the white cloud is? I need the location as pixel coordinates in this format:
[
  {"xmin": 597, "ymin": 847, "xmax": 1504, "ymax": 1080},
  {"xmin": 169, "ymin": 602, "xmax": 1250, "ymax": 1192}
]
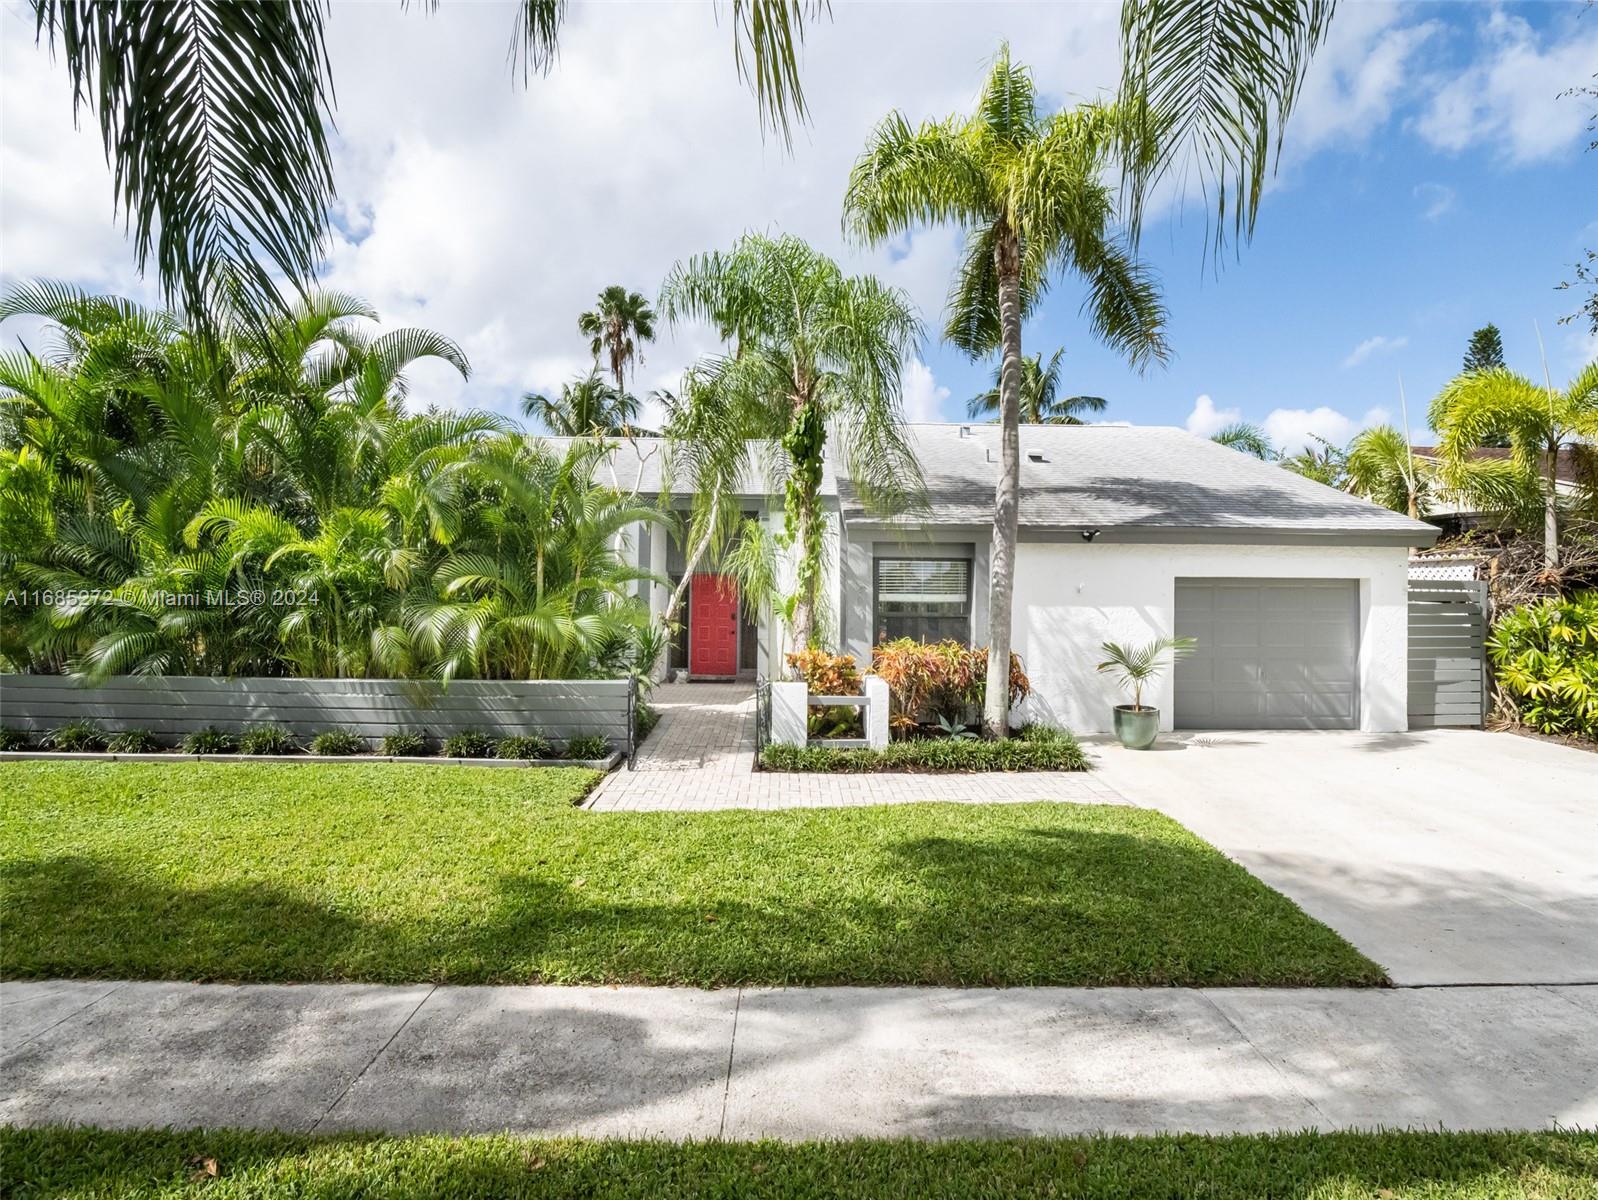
[
  {"xmin": 1414, "ymin": 10, "xmax": 1598, "ymax": 164},
  {"xmin": 1283, "ymin": 3, "xmax": 1437, "ymax": 161},
  {"xmin": 1184, "ymin": 394, "xmax": 1242, "ymax": 438},
  {"xmin": 3, "ymin": 3, "xmax": 1122, "ymax": 419},
  {"xmin": 1561, "ymin": 321, "xmax": 1598, "ymax": 377},
  {"xmin": 1341, "ymin": 335, "xmax": 1408, "ymax": 369},
  {"xmin": 1412, "ymin": 182, "xmax": 1456, "ymax": 221},
  {"xmin": 0, "ymin": 6, "xmax": 150, "ymax": 300},
  {"xmin": 901, "ymin": 359, "xmax": 951, "ymax": 423},
  {"xmin": 1264, "ymin": 405, "xmax": 1391, "ymax": 454}
]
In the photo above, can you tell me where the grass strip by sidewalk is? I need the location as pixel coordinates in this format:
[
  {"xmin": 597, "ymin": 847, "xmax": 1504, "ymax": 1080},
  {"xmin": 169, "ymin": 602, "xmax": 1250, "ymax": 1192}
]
[
  {"xmin": 3, "ymin": 1127, "xmax": 1594, "ymax": 1199},
  {"xmin": 0, "ymin": 761, "xmax": 1384, "ymax": 987}
]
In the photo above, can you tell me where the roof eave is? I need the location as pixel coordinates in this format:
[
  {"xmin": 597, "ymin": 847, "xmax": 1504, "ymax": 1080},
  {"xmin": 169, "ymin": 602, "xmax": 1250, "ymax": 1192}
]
[{"xmin": 844, "ymin": 516, "xmax": 1440, "ymax": 548}]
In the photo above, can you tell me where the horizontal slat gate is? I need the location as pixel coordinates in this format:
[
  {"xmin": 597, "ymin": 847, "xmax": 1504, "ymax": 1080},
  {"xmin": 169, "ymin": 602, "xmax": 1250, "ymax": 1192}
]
[{"xmin": 1408, "ymin": 580, "xmax": 1487, "ymax": 728}]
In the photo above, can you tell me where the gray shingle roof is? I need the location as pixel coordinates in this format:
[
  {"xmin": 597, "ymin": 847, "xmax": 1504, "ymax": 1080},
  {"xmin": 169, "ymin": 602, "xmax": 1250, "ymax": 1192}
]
[
  {"xmin": 535, "ymin": 425, "xmax": 1438, "ymax": 542},
  {"xmin": 843, "ymin": 423, "xmax": 1438, "ymax": 540}
]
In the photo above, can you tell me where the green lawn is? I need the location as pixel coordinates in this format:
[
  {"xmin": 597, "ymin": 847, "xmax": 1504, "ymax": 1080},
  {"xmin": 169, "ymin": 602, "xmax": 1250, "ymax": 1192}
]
[
  {"xmin": 4, "ymin": 1128, "xmax": 1594, "ymax": 1199},
  {"xmin": 0, "ymin": 761, "xmax": 1384, "ymax": 987}
]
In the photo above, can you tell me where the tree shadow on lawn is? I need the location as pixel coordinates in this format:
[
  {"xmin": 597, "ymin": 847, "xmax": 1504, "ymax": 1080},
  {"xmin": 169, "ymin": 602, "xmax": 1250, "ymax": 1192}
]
[
  {"xmin": 0, "ymin": 823, "xmax": 1380, "ymax": 987},
  {"xmin": 3, "ymin": 1127, "xmax": 1594, "ymax": 1200}
]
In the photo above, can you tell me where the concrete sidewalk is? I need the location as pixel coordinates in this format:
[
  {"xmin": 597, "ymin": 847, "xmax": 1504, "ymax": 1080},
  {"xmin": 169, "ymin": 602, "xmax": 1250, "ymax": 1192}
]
[{"xmin": 4, "ymin": 980, "xmax": 1595, "ymax": 1138}]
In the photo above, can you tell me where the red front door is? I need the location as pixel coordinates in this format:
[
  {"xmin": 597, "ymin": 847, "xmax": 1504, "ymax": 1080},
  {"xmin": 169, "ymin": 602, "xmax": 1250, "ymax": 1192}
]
[{"xmin": 689, "ymin": 573, "xmax": 739, "ymax": 677}]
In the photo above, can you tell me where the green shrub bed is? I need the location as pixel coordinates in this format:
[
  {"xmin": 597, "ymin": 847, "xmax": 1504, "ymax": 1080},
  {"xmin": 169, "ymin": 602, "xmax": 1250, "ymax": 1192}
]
[
  {"xmin": 1489, "ymin": 590, "xmax": 1598, "ymax": 740},
  {"xmin": 1, "ymin": 723, "xmax": 616, "ymax": 760},
  {"xmin": 761, "ymin": 730, "xmax": 1089, "ymax": 773}
]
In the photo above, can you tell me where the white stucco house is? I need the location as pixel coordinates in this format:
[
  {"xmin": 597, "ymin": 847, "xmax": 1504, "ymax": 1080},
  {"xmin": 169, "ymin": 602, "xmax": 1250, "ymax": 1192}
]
[{"xmin": 583, "ymin": 423, "xmax": 1440, "ymax": 734}]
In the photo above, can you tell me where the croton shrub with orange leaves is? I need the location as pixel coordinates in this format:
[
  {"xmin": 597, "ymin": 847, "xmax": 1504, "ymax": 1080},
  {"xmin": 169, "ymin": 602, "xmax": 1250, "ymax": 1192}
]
[
  {"xmin": 787, "ymin": 643, "xmax": 1031, "ymax": 739},
  {"xmin": 870, "ymin": 639, "xmax": 1030, "ymax": 737},
  {"xmin": 784, "ymin": 649, "xmax": 864, "ymax": 738},
  {"xmin": 785, "ymin": 648, "xmax": 862, "ymax": 696}
]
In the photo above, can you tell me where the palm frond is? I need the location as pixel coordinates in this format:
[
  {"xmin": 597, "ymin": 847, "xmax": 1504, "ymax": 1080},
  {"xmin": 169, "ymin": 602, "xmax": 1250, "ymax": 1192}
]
[
  {"xmin": 509, "ymin": 0, "xmax": 566, "ymax": 81},
  {"xmin": 0, "ymin": 280, "xmax": 168, "ymax": 335},
  {"xmin": 943, "ymin": 225, "xmax": 1005, "ymax": 355},
  {"xmin": 728, "ymin": 0, "xmax": 828, "ymax": 146},
  {"xmin": 1211, "ymin": 421, "xmax": 1272, "ymax": 458},
  {"xmin": 363, "ymin": 328, "xmax": 472, "ymax": 391},
  {"xmin": 1118, "ymin": 0, "xmax": 1337, "ymax": 254},
  {"xmin": 1065, "ymin": 229, "xmax": 1171, "ymax": 372},
  {"xmin": 976, "ymin": 43, "xmax": 1040, "ymax": 145},
  {"xmin": 843, "ymin": 113, "xmax": 990, "ymax": 245},
  {"xmin": 31, "ymin": 0, "xmax": 336, "ymax": 328}
]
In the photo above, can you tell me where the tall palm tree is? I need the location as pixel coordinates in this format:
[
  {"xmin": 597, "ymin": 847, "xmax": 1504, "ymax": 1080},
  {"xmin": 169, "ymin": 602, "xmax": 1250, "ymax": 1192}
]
[
  {"xmin": 25, "ymin": 0, "xmax": 824, "ymax": 325},
  {"xmin": 522, "ymin": 373, "xmax": 641, "ymax": 436},
  {"xmin": 578, "ymin": 287, "xmax": 657, "ymax": 395},
  {"xmin": 1344, "ymin": 425, "xmax": 1429, "ymax": 520},
  {"xmin": 843, "ymin": 47, "xmax": 1169, "ymax": 737},
  {"xmin": 966, "ymin": 349, "xmax": 1107, "ymax": 425},
  {"xmin": 1211, "ymin": 422, "xmax": 1272, "ymax": 458},
  {"xmin": 660, "ymin": 233, "xmax": 923, "ymax": 653},
  {"xmin": 1430, "ymin": 364, "xmax": 1598, "ymax": 567}
]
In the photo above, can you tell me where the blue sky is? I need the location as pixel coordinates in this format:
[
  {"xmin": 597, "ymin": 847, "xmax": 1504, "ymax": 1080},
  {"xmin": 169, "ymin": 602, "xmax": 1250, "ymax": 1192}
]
[
  {"xmin": 957, "ymin": 1, "xmax": 1596, "ymax": 448},
  {"xmin": 2, "ymin": 1, "xmax": 1593, "ymax": 450}
]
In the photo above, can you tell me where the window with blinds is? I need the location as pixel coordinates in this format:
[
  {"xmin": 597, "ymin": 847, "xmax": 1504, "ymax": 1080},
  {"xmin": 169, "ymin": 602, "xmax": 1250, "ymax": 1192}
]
[{"xmin": 873, "ymin": 558, "xmax": 971, "ymax": 645}]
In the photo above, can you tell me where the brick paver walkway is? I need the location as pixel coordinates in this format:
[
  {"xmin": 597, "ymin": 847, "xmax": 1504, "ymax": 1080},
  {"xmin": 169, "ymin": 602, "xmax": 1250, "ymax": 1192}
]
[{"xmin": 588, "ymin": 682, "xmax": 1128, "ymax": 811}]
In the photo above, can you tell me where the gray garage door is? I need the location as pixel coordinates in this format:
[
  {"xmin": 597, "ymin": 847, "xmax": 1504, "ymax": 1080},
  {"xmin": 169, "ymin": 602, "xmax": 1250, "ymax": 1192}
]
[{"xmin": 1174, "ymin": 579, "xmax": 1360, "ymax": 730}]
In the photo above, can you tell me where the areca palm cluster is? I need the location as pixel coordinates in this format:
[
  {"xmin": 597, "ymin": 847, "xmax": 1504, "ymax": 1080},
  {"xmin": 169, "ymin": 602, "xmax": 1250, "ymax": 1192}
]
[{"xmin": 0, "ymin": 283, "xmax": 658, "ymax": 681}]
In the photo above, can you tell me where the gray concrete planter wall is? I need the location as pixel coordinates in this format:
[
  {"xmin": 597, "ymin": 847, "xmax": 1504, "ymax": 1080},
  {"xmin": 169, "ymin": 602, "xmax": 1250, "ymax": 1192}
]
[{"xmin": 0, "ymin": 674, "xmax": 635, "ymax": 758}]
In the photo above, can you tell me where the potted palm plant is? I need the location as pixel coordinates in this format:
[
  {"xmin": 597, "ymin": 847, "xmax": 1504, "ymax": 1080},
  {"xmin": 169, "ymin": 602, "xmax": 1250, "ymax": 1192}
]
[{"xmin": 1096, "ymin": 637, "xmax": 1197, "ymax": 750}]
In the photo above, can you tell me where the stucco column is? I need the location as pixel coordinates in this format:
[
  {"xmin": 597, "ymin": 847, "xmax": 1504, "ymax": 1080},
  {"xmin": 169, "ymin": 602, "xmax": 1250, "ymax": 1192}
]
[
  {"xmin": 771, "ymin": 682, "xmax": 809, "ymax": 747},
  {"xmin": 863, "ymin": 675, "xmax": 889, "ymax": 749}
]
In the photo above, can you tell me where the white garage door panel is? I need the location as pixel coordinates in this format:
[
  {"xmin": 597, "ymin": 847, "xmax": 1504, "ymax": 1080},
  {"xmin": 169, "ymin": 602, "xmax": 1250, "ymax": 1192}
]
[{"xmin": 1175, "ymin": 579, "xmax": 1360, "ymax": 730}]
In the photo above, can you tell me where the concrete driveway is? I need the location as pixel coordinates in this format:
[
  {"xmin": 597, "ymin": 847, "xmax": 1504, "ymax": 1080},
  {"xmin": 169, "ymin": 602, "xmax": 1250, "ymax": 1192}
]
[{"xmin": 1089, "ymin": 729, "xmax": 1597, "ymax": 987}]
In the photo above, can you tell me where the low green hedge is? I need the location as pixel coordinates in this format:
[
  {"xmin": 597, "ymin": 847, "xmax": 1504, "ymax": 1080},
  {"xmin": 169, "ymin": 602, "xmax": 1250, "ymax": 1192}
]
[
  {"xmin": 761, "ymin": 731, "xmax": 1089, "ymax": 773},
  {"xmin": 1, "ymin": 724, "xmax": 618, "ymax": 760}
]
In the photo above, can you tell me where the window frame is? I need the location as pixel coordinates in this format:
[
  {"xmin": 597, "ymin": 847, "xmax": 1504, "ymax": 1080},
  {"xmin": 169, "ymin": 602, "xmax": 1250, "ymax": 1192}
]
[{"xmin": 871, "ymin": 556, "xmax": 973, "ymax": 646}]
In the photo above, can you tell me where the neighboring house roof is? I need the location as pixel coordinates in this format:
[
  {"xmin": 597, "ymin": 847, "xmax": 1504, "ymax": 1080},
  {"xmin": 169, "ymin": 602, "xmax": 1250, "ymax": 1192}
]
[
  {"xmin": 1411, "ymin": 445, "xmax": 1583, "ymax": 485},
  {"xmin": 844, "ymin": 424, "xmax": 1439, "ymax": 545},
  {"xmin": 1410, "ymin": 445, "xmax": 1587, "ymax": 519}
]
